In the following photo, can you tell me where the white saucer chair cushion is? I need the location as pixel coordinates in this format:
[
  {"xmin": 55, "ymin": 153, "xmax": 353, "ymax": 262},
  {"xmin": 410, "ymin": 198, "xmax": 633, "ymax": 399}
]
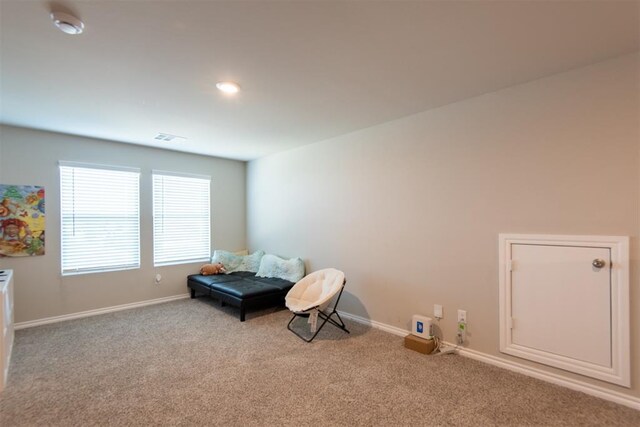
[{"xmin": 285, "ymin": 268, "xmax": 345, "ymax": 313}]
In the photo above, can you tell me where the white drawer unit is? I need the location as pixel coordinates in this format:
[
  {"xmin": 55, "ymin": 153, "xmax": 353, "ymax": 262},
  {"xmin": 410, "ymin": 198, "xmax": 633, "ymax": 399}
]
[
  {"xmin": 0, "ymin": 269, "xmax": 14, "ymax": 392},
  {"xmin": 499, "ymin": 235, "xmax": 630, "ymax": 387}
]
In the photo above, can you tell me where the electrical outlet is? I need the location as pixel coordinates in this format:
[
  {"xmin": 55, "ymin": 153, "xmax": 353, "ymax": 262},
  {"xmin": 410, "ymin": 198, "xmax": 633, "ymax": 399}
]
[
  {"xmin": 434, "ymin": 304, "xmax": 443, "ymax": 319},
  {"xmin": 154, "ymin": 273, "xmax": 162, "ymax": 285},
  {"xmin": 457, "ymin": 309, "xmax": 467, "ymax": 323}
]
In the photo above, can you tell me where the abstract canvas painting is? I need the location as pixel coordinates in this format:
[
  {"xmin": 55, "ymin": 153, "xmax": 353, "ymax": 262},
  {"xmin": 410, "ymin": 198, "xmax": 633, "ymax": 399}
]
[{"xmin": 0, "ymin": 184, "xmax": 45, "ymax": 257}]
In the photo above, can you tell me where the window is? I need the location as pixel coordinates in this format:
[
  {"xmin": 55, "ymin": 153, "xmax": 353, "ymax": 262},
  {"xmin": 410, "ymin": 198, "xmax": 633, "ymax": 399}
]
[
  {"xmin": 152, "ymin": 171, "xmax": 210, "ymax": 266},
  {"xmin": 60, "ymin": 162, "xmax": 140, "ymax": 275}
]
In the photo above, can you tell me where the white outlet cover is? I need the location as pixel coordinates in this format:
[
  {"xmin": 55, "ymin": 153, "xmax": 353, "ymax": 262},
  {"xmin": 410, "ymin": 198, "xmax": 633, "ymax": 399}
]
[{"xmin": 458, "ymin": 309, "xmax": 467, "ymax": 323}]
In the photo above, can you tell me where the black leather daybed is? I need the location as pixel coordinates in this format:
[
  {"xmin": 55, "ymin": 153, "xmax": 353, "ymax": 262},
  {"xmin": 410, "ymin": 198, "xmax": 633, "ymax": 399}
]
[{"xmin": 187, "ymin": 271, "xmax": 295, "ymax": 321}]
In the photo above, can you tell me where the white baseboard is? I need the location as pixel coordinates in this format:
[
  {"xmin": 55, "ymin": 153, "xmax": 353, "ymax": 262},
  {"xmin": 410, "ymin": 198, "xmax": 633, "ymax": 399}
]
[
  {"xmin": 14, "ymin": 293, "xmax": 190, "ymax": 330},
  {"xmin": 338, "ymin": 310, "xmax": 409, "ymax": 337},
  {"xmin": 338, "ymin": 310, "xmax": 640, "ymax": 411}
]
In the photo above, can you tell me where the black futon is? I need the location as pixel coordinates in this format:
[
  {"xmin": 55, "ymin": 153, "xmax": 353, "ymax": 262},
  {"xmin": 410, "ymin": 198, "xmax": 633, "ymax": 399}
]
[{"xmin": 187, "ymin": 271, "xmax": 295, "ymax": 321}]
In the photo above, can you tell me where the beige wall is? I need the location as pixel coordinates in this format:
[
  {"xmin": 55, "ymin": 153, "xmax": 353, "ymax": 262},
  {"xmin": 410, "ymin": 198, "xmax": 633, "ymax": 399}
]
[
  {"xmin": 247, "ymin": 53, "xmax": 640, "ymax": 396},
  {"xmin": 0, "ymin": 125, "xmax": 246, "ymax": 323}
]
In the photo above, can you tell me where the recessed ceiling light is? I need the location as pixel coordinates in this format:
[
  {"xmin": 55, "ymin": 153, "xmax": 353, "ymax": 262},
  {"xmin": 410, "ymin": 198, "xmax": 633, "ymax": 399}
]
[
  {"xmin": 51, "ymin": 11, "xmax": 85, "ymax": 35},
  {"xmin": 216, "ymin": 82, "xmax": 240, "ymax": 94}
]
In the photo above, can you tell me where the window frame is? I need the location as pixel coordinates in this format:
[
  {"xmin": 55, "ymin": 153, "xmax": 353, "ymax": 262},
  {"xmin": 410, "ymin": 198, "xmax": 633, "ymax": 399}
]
[
  {"xmin": 59, "ymin": 161, "xmax": 141, "ymax": 276},
  {"xmin": 152, "ymin": 170, "xmax": 211, "ymax": 267}
]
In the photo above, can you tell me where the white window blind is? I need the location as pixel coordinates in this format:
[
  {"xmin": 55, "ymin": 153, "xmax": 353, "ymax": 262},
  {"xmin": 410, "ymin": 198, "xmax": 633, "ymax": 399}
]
[
  {"xmin": 153, "ymin": 172, "xmax": 211, "ymax": 266},
  {"xmin": 60, "ymin": 163, "xmax": 140, "ymax": 275}
]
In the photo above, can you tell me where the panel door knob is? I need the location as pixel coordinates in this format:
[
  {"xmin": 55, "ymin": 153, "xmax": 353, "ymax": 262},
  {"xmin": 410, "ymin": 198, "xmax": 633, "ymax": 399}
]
[{"xmin": 592, "ymin": 259, "xmax": 606, "ymax": 269}]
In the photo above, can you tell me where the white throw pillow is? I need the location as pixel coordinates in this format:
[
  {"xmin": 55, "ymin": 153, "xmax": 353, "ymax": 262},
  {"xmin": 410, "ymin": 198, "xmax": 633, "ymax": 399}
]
[
  {"xmin": 211, "ymin": 250, "xmax": 265, "ymax": 273},
  {"xmin": 256, "ymin": 254, "xmax": 305, "ymax": 283},
  {"xmin": 211, "ymin": 250, "xmax": 241, "ymax": 271},
  {"xmin": 232, "ymin": 250, "xmax": 265, "ymax": 273}
]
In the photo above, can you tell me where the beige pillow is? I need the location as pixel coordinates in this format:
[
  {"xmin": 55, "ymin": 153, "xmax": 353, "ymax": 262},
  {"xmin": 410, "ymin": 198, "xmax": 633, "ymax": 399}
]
[{"xmin": 234, "ymin": 249, "xmax": 249, "ymax": 256}]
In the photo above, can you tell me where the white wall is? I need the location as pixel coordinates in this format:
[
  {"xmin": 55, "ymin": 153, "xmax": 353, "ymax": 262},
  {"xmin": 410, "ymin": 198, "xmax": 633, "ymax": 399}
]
[
  {"xmin": 247, "ymin": 53, "xmax": 640, "ymax": 397},
  {"xmin": 0, "ymin": 125, "xmax": 246, "ymax": 323}
]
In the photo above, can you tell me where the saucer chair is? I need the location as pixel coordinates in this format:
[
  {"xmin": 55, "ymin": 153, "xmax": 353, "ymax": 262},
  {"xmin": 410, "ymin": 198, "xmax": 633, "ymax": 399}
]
[{"xmin": 285, "ymin": 268, "xmax": 350, "ymax": 342}]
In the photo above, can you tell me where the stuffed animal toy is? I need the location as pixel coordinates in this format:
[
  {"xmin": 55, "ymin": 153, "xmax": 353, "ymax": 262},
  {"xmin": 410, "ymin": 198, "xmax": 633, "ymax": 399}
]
[{"xmin": 200, "ymin": 263, "xmax": 226, "ymax": 275}]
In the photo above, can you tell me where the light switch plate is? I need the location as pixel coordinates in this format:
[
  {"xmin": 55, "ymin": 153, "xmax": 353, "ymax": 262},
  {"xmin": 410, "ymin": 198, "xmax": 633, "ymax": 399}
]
[{"xmin": 434, "ymin": 304, "xmax": 443, "ymax": 319}]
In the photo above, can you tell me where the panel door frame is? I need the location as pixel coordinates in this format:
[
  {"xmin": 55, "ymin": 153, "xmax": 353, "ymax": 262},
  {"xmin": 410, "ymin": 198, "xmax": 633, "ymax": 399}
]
[{"xmin": 499, "ymin": 234, "xmax": 630, "ymax": 387}]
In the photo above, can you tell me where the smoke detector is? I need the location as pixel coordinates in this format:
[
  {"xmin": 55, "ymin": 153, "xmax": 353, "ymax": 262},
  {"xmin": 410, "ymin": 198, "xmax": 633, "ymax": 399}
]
[{"xmin": 50, "ymin": 12, "xmax": 85, "ymax": 35}]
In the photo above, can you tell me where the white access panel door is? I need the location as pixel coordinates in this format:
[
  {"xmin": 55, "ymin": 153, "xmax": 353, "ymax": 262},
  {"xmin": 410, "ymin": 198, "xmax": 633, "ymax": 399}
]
[
  {"xmin": 499, "ymin": 234, "xmax": 630, "ymax": 387},
  {"xmin": 511, "ymin": 244, "xmax": 611, "ymax": 367}
]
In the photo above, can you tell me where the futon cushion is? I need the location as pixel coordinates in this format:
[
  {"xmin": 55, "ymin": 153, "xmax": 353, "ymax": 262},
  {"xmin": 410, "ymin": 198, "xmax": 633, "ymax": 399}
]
[
  {"xmin": 188, "ymin": 272, "xmax": 294, "ymax": 299},
  {"xmin": 188, "ymin": 273, "xmax": 243, "ymax": 286},
  {"xmin": 250, "ymin": 275, "xmax": 296, "ymax": 291},
  {"xmin": 208, "ymin": 280, "xmax": 281, "ymax": 299}
]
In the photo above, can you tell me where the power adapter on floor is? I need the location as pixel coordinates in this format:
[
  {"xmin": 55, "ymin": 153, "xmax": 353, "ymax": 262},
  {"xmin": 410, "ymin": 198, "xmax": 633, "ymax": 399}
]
[{"xmin": 435, "ymin": 343, "xmax": 457, "ymax": 356}]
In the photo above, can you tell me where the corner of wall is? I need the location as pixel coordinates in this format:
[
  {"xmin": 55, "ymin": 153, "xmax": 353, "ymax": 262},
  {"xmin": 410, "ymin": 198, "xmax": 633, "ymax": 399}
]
[{"xmin": 0, "ymin": 125, "xmax": 5, "ymax": 182}]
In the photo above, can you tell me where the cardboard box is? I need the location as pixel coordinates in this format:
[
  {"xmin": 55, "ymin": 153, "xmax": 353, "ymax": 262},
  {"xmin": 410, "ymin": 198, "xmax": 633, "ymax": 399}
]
[{"xmin": 404, "ymin": 334, "xmax": 436, "ymax": 355}]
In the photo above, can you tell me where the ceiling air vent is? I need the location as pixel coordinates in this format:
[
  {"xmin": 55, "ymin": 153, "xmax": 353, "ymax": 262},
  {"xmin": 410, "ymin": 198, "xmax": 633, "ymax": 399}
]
[{"xmin": 154, "ymin": 133, "xmax": 187, "ymax": 143}]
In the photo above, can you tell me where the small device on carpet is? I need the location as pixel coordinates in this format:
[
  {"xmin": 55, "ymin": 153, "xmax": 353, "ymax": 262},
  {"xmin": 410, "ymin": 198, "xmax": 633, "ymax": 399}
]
[{"xmin": 411, "ymin": 314, "xmax": 433, "ymax": 339}]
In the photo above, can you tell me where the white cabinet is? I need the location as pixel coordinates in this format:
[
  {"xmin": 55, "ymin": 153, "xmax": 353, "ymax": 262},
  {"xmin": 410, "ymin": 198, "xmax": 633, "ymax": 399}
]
[
  {"xmin": 499, "ymin": 235, "xmax": 630, "ymax": 387},
  {"xmin": 0, "ymin": 269, "xmax": 13, "ymax": 392}
]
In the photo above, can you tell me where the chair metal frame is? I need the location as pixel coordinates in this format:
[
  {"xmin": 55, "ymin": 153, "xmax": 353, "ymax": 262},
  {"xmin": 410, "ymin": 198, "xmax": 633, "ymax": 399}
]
[{"xmin": 287, "ymin": 279, "xmax": 350, "ymax": 342}]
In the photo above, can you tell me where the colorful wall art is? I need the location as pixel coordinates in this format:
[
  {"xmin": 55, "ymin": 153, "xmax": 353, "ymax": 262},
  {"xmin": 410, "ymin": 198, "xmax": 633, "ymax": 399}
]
[{"xmin": 0, "ymin": 184, "xmax": 45, "ymax": 257}]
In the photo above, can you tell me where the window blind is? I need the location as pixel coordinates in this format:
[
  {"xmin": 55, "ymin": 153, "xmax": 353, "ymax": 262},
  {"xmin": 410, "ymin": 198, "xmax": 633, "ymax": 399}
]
[
  {"xmin": 152, "ymin": 172, "xmax": 211, "ymax": 266},
  {"xmin": 60, "ymin": 163, "xmax": 140, "ymax": 275}
]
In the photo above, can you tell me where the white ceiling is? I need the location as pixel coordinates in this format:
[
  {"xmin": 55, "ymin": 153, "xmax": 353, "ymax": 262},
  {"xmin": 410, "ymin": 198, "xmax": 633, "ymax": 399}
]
[{"xmin": 1, "ymin": 1, "xmax": 638, "ymax": 161}]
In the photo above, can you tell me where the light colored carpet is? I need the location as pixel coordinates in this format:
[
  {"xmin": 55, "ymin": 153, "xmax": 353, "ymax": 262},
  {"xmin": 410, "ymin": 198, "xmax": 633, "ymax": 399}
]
[{"xmin": 1, "ymin": 298, "xmax": 639, "ymax": 426}]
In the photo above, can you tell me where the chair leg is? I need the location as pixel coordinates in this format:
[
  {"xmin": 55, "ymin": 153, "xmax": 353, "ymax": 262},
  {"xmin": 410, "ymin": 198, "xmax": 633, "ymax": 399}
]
[
  {"xmin": 319, "ymin": 284, "xmax": 350, "ymax": 333},
  {"xmin": 319, "ymin": 309, "xmax": 350, "ymax": 334},
  {"xmin": 190, "ymin": 288, "xmax": 196, "ymax": 299},
  {"xmin": 287, "ymin": 309, "xmax": 349, "ymax": 342},
  {"xmin": 287, "ymin": 313, "xmax": 308, "ymax": 340},
  {"xmin": 286, "ymin": 281, "xmax": 350, "ymax": 342},
  {"xmin": 287, "ymin": 312, "xmax": 330, "ymax": 343},
  {"xmin": 333, "ymin": 311, "xmax": 348, "ymax": 331}
]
